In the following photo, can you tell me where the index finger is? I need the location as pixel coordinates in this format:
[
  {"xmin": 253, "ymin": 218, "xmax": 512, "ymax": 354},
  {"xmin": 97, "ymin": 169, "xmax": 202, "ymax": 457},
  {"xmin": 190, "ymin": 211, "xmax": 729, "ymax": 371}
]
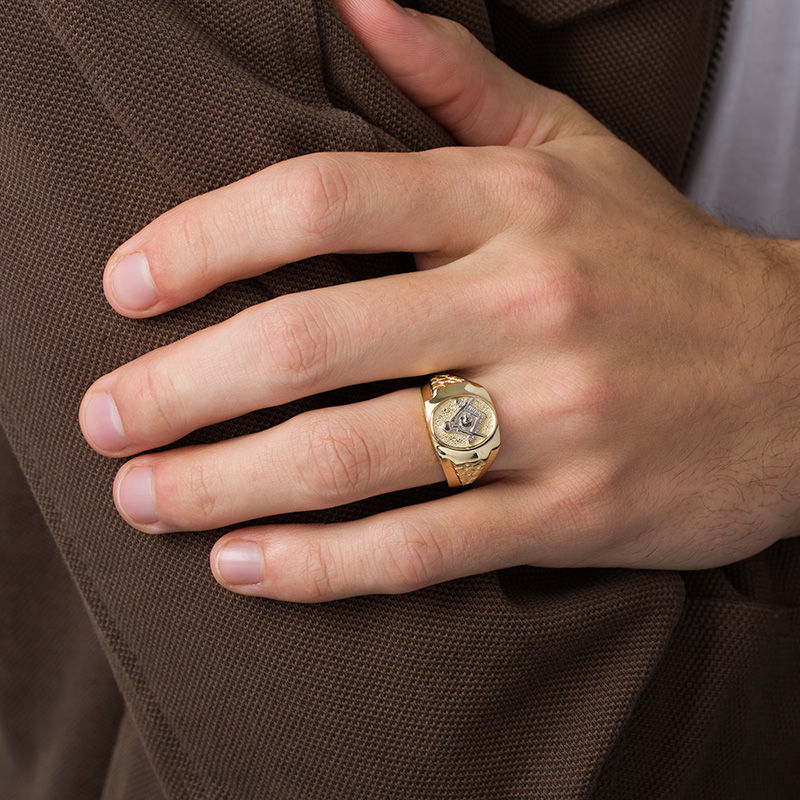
[{"xmin": 103, "ymin": 146, "xmax": 517, "ymax": 317}]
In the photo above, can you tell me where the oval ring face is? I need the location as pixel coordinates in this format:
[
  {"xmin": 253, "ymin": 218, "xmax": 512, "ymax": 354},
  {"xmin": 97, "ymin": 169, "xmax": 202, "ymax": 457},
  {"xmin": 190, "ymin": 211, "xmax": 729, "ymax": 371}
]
[{"xmin": 431, "ymin": 395, "xmax": 497, "ymax": 451}]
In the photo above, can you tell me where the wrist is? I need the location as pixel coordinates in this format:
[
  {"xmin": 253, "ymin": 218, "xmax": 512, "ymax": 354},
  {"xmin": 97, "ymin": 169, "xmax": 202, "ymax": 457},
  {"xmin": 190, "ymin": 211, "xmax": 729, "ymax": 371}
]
[{"xmin": 746, "ymin": 234, "xmax": 800, "ymax": 539}]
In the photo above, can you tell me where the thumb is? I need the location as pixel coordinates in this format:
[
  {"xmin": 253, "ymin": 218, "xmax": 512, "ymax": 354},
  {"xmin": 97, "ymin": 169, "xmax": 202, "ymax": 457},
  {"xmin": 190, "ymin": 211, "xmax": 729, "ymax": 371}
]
[{"xmin": 331, "ymin": 0, "xmax": 608, "ymax": 147}]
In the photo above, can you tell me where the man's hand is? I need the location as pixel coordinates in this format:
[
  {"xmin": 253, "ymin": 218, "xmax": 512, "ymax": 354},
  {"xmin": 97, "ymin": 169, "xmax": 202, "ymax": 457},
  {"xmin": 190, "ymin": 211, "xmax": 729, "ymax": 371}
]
[{"xmin": 78, "ymin": 0, "xmax": 800, "ymax": 602}]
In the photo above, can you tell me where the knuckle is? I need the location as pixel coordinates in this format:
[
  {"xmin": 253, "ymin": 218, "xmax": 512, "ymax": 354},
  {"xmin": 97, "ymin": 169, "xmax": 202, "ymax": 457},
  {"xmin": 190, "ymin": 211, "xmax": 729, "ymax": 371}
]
[
  {"xmin": 502, "ymin": 149, "xmax": 570, "ymax": 231},
  {"xmin": 294, "ymin": 537, "xmax": 338, "ymax": 603},
  {"xmin": 568, "ymin": 358, "xmax": 621, "ymax": 435},
  {"xmin": 441, "ymin": 15, "xmax": 480, "ymax": 51},
  {"xmin": 493, "ymin": 253, "xmax": 591, "ymax": 342},
  {"xmin": 545, "ymin": 354, "xmax": 621, "ymax": 446},
  {"xmin": 570, "ymin": 357, "xmax": 621, "ymax": 425},
  {"xmin": 154, "ymin": 457, "xmax": 219, "ymax": 529},
  {"xmin": 537, "ymin": 457, "xmax": 624, "ymax": 560},
  {"xmin": 423, "ymin": 15, "xmax": 483, "ymax": 72},
  {"xmin": 562, "ymin": 457, "xmax": 627, "ymax": 546},
  {"xmin": 434, "ymin": 16, "xmax": 489, "ymax": 74},
  {"xmin": 295, "ymin": 414, "xmax": 374, "ymax": 504},
  {"xmin": 283, "ymin": 154, "xmax": 353, "ymax": 242},
  {"xmin": 377, "ymin": 519, "xmax": 445, "ymax": 592},
  {"xmin": 160, "ymin": 202, "xmax": 219, "ymax": 287},
  {"xmin": 537, "ymin": 258, "xmax": 591, "ymax": 337},
  {"xmin": 131, "ymin": 362, "xmax": 188, "ymax": 436},
  {"xmin": 252, "ymin": 296, "xmax": 332, "ymax": 393}
]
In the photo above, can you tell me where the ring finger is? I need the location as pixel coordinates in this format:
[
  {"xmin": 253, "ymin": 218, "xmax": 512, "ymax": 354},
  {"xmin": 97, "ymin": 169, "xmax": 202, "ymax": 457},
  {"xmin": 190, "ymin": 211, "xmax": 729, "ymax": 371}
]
[{"xmin": 113, "ymin": 383, "xmax": 515, "ymax": 534}]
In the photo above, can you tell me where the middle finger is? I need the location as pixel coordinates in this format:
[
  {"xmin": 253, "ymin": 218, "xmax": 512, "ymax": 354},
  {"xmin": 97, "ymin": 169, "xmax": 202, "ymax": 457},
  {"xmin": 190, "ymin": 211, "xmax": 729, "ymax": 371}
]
[{"xmin": 79, "ymin": 253, "xmax": 506, "ymax": 457}]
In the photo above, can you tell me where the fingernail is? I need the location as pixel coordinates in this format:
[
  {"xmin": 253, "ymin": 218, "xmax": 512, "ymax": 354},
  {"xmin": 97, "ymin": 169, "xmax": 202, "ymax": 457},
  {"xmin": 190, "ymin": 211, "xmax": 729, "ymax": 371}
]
[
  {"xmin": 109, "ymin": 252, "xmax": 157, "ymax": 310},
  {"xmin": 387, "ymin": 0, "xmax": 417, "ymax": 16},
  {"xmin": 117, "ymin": 466, "xmax": 159, "ymax": 524},
  {"xmin": 83, "ymin": 391, "xmax": 127, "ymax": 451},
  {"xmin": 215, "ymin": 540, "xmax": 264, "ymax": 585}
]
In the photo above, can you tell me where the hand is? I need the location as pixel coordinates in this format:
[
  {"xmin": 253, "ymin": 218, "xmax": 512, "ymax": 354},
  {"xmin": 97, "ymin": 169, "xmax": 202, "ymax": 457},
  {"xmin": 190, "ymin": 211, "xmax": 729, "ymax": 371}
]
[{"xmin": 78, "ymin": 0, "xmax": 800, "ymax": 602}]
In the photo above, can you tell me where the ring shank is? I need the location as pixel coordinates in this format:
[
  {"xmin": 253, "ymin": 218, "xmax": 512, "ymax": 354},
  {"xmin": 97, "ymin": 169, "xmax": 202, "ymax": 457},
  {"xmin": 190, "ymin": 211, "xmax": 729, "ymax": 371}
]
[{"xmin": 444, "ymin": 448, "xmax": 499, "ymax": 487}]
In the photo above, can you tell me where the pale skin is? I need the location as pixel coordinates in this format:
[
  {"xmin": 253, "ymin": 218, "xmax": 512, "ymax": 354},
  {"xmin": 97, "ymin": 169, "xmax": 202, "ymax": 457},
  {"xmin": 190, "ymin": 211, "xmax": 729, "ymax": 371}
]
[{"xmin": 78, "ymin": 0, "xmax": 800, "ymax": 602}]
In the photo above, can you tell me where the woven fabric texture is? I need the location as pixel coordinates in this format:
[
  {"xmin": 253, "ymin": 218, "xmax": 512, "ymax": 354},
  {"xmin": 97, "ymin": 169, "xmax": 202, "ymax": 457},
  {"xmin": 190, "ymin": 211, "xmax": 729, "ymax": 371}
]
[{"xmin": 1, "ymin": 0, "xmax": 799, "ymax": 797}]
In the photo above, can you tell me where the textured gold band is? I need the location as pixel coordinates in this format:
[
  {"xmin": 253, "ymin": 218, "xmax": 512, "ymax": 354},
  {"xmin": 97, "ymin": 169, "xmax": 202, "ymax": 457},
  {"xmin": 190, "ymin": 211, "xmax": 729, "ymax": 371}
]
[
  {"xmin": 421, "ymin": 373, "xmax": 501, "ymax": 488},
  {"xmin": 450, "ymin": 456, "xmax": 494, "ymax": 487},
  {"xmin": 429, "ymin": 373, "xmax": 465, "ymax": 392}
]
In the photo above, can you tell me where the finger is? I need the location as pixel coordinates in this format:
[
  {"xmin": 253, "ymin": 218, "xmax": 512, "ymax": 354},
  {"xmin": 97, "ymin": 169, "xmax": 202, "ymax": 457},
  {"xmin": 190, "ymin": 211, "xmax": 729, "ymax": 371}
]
[
  {"xmin": 103, "ymin": 147, "xmax": 512, "ymax": 317},
  {"xmin": 113, "ymin": 386, "xmax": 496, "ymax": 533},
  {"xmin": 206, "ymin": 476, "xmax": 550, "ymax": 602},
  {"xmin": 80, "ymin": 255, "xmax": 505, "ymax": 457},
  {"xmin": 331, "ymin": 0, "xmax": 607, "ymax": 148}
]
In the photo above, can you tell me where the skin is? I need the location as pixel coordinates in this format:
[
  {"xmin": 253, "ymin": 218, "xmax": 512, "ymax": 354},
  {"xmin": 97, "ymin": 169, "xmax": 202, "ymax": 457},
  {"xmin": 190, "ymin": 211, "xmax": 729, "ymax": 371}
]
[{"xmin": 78, "ymin": 0, "xmax": 800, "ymax": 602}]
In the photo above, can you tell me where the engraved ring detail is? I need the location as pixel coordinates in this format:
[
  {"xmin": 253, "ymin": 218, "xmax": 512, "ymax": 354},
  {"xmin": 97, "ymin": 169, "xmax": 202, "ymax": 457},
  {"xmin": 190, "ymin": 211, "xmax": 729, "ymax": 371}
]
[{"xmin": 420, "ymin": 373, "xmax": 501, "ymax": 488}]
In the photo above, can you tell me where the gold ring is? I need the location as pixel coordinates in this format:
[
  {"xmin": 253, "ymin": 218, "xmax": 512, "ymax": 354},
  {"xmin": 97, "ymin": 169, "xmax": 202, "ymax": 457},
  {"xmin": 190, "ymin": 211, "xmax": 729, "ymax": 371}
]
[{"xmin": 420, "ymin": 373, "xmax": 501, "ymax": 488}]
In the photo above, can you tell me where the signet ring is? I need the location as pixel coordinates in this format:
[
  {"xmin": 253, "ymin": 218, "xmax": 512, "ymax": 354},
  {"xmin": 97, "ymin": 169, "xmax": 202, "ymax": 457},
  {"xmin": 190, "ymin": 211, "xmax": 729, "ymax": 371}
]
[{"xmin": 420, "ymin": 373, "xmax": 501, "ymax": 488}]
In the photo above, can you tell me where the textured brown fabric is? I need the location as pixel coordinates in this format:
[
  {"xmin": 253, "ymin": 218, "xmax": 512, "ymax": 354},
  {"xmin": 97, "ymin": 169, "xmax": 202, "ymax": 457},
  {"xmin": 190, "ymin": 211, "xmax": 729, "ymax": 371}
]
[
  {"xmin": 0, "ymin": 426, "xmax": 164, "ymax": 800},
  {"xmin": 1, "ymin": 0, "xmax": 799, "ymax": 798},
  {"xmin": 101, "ymin": 710, "xmax": 167, "ymax": 800}
]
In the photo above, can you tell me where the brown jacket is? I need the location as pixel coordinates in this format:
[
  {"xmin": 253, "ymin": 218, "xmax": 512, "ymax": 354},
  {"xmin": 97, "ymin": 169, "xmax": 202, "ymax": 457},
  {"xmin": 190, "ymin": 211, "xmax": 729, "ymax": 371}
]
[{"xmin": 2, "ymin": 1, "xmax": 798, "ymax": 798}]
